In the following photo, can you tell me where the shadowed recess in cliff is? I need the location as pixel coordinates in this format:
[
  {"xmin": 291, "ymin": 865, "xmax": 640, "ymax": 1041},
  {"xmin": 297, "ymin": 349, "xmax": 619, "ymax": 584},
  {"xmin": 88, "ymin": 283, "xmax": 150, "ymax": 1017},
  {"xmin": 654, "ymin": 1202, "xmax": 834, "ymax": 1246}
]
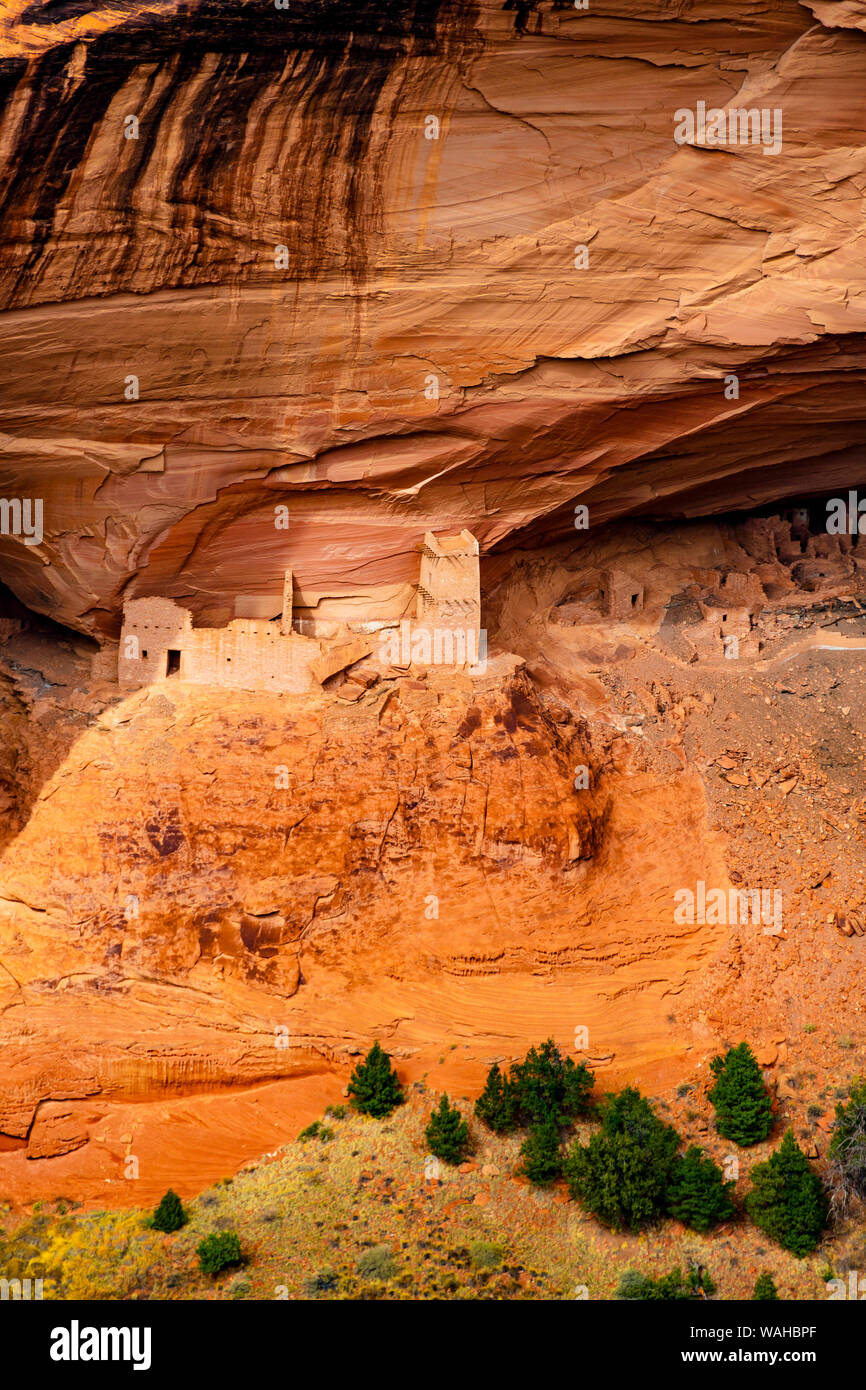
[
  {"xmin": 0, "ymin": 0, "xmax": 480, "ymax": 304},
  {"xmin": 20, "ymin": 0, "xmax": 108, "ymax": 19}
]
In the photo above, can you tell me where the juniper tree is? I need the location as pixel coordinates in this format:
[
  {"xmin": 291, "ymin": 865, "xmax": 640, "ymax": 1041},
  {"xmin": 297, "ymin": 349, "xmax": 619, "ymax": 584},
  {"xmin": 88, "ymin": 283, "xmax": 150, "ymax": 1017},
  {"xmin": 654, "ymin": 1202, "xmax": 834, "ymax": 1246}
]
[
  {"xmin": 601, "ymin": 1086, "xmax": 679, "ymax": 1152},
  {"xmin": 666, "ymin": 1146, "xmax": 735, "ymax": 1233},
  {"xmin": 347, "ymin": 1041, "xmax": 404, "ymax": 1118},
  {"xmin": 564, "ymin": 1087, "xmax": 680, "ymax": 1230},
  {"xmin": 752, "ymin": 1272, "xmax": 780, "ymax": 1300},
  {"xmin": 151, "ymin": 1188, "xmax": 186, "ymax": 1233},
  {"xmin": 708, "ymin": 1042, "xmax": 773, "ymax": 1146},
  {"xmin": 425, "ymin": 1094, "xmax": 470, "ymax": 1165},
  {"xmin": 197, "ymin": 1231, "xmax": 243, "ymax": 1276},
  {"xmin": 509, "ymin": 1038, "xmax": 594, "ymax": 1126},
  {"xmin": 474, "ymin": 1062, "xmax": 519, "ymax": 1133},
  {"xmin": 745, "ymin": 1130, "xmax": 829, "ymax": 1257},
  {"xmin": 519, "ymin": 1116, "xmax": 563, "ymax": 1185},
  {"xmin": 616, "ymin": 1265, "xmax": 715, "ymax": 1300}
]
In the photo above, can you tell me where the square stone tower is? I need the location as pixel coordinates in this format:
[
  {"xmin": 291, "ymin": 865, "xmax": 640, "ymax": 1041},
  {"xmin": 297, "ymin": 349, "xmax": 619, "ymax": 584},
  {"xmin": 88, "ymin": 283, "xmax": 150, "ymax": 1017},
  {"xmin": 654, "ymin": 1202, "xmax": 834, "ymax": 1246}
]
[
  {"xmin": 118, "ymin": 597, "xmax": 193, "ymax": 687},
  {"xmin": 601, "ymin": 570, "xmax": 644, "ymax": 619},
  {"xmin": 416, "ymin": 530, "xmax": 481, "ymax": 629}
]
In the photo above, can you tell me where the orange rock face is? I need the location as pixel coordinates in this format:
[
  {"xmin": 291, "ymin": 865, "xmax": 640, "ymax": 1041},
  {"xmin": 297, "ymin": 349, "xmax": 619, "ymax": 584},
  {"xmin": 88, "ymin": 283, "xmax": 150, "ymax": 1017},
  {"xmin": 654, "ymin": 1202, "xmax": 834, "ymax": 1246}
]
[
  {"xmin": 1, "ymin": 2, "xmax": 866, "ymax": 1206},
  {"xmin": 2, "ymin": 0, "xmax": 866, "ymax": 635},
  {"xmin": 1, "ymin": 506, "xmax": 865, "ymax": 1200},
  {"xmin": 0, "ymin": 648, "xmax": 734, "ymax": 1193}
]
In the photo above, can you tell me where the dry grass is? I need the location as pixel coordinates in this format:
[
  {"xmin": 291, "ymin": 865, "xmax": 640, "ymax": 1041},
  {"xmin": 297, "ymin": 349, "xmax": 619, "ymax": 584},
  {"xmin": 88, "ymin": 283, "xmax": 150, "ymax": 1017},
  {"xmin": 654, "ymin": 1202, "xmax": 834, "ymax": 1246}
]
[{"xmin": 0, "ymin": 1081, "xmax": 848, "ymax": 1300}]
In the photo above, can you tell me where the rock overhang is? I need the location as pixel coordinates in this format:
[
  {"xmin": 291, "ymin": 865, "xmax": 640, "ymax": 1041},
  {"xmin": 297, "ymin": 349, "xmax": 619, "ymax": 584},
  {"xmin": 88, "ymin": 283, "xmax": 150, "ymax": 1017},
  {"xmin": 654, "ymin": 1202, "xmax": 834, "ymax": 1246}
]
[{"xmin": 1, "ymin": 0, "xmax": 866, "ymax": 633}]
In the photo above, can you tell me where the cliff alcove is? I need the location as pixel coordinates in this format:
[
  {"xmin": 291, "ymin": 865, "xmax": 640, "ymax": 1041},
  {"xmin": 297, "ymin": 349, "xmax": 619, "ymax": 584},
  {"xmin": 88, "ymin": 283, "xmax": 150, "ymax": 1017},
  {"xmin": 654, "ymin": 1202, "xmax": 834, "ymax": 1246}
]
[{"xmin": 0, "ymin": 0, "xmax": 864, "ymax": 1208}]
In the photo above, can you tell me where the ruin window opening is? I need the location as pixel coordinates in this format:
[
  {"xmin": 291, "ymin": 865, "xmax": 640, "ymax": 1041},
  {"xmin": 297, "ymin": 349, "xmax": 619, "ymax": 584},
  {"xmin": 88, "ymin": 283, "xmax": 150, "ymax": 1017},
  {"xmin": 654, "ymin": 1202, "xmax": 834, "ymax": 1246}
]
[{"xmin": 166, "ymin": 649, "xmax": 181, "ymax": 676}]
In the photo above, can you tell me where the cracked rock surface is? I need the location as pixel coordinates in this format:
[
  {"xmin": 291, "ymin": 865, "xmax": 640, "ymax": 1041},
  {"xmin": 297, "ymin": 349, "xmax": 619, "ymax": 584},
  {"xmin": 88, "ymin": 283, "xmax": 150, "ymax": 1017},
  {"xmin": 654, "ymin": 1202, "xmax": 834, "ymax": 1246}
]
[{"xmin": 1, "ymin": 0, "xmax": 866, "ymax": 633}]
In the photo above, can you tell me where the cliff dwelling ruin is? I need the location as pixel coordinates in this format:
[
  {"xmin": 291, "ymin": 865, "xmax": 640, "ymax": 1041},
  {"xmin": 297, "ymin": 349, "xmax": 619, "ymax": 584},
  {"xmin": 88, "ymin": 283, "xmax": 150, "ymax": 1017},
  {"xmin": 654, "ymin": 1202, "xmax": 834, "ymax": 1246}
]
[
  {"xmin": 6, "ymin": 0, "xmax": 866, "ymax": 1317},
  {"xmin": 118, "ymin": 530, "xmax": 483, "ymax": 693}
]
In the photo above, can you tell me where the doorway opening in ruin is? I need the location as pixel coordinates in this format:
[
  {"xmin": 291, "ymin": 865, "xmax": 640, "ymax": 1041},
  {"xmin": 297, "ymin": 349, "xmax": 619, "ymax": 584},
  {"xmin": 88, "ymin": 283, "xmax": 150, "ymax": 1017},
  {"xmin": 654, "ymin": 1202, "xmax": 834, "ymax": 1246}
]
[{"xmin": 166, "ymin": 649, "xmax": 181, "ymax": 677}]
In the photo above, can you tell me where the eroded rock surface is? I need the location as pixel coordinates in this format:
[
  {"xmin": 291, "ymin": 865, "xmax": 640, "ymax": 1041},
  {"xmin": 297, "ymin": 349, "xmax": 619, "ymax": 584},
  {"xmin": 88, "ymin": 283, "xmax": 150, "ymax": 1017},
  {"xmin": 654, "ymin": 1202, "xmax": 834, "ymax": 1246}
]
[
  {"xmin": 1, "ymin": 2, "xmax": 866, "ymax": 1206},
  {"xmin": 0, "ymin": 509, "xmax": 864, "ymax": 1199},
  {"xmin": 1, "ymin": 1, "xmax": 866, "ymax": 633},
  {"xmin": 0, "ymin": 657, "xmax": 729, "ymax": 1138}
]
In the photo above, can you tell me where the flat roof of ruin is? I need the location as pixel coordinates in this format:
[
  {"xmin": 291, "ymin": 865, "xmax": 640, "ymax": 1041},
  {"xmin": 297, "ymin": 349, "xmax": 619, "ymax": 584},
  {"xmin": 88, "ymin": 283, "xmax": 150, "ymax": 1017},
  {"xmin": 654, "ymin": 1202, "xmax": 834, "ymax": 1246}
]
[{"xmin": 423, "ymin": 529, "xmax": 479, "ymax": 556}]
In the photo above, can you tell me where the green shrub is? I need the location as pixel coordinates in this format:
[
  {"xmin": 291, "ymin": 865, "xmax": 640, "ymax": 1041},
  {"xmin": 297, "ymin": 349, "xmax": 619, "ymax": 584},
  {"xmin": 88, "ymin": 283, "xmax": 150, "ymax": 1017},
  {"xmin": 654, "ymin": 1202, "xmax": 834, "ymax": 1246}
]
[
  {"xmin": 753, "ymin": 1272, "xmax": 780, "ymax": 1300},
  {"xmin": 468, "ymin": 1241, "xmax": 503, "ymax": 1270},
  {"xmin": 615, "ymin": 1270, "xmax": 657, "ymax": 1300},
  {"xmin": 509, "ymin": 1039, "xmax": 594, "ymax": 1127},
  {"xmin": 151, "ymin": 1189, "xmax": 186, "ymax": 1234},
  {"xmin": 564, "ymin": 1088, "xmax": 680, "ymax": 1230},
  {"xmin": 601, "ymin": 1086, "xmax": 679, "ymax": 1150},
  {"xmin": 347, "ymin": 1041, "xmax": 404, "ymax": 1118},
  {"xmin": 325, "ymin": 1105, "xmax": 347, "ymax": 1120},
  {"xmin": 708, "ymin": 1043, "xmax": 773, "ymax": 1146},
  {"xmin": 474, "ymin": 1063, "xmax": 519, "ymax": 1133},
  {"xmin": 616, "ymin": 1266, "xmax": 714, "ymax": 1300},
  {"xmin": 666, "ymin": 1146, "xmax": 735, "ymax": 1232},
  {"xmin": 745, "ymin": 1131, "xmax": 828, "ymax": 1257},
  {"xmin": 357, "ymin": 1244, "xmax": 396, "ymax": 1281},
  {"xmin": 197, "ymin": 1231, "xmax": 243, "ymax": 1276},
  {"xmin": 519, "ymin": 1117, "xmax": 563, "ymax": 1185},
  {"xmin": 425, "ymin": 1094, "xmax": 470, "ymax": 1165},
  {"xmin": 475, "ymin": 1041, "xmax": 594, "ymax": 1138},
  {"xmin": 566, "ymin": 1133, "xmax": 661, "ymax": 1229},
  {"xmin": 298, "ymin": 1121, "xmax": 321, "ymax": 1141}
]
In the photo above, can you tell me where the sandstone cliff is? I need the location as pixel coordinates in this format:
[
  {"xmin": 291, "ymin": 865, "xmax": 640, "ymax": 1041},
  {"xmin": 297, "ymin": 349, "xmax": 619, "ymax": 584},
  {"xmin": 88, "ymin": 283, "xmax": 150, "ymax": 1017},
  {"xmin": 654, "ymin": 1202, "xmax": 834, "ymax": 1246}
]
[
  {"xmin": 1, "ymin": 0, "xmax": 866, "ymax": 634},
  {"xmin": 1, "ymin": 1, "xmax": 865, "ymax": 1207},
  {"xmin": 0, "ymin": 652, "xmax": 732, "ymax": 1144}
]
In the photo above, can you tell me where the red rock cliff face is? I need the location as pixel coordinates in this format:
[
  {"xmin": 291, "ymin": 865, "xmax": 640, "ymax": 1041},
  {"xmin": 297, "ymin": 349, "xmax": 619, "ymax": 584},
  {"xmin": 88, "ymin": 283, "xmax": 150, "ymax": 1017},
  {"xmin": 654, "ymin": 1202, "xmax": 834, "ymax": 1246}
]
[
  {"xmin": 0, "ymin": 663, "xmax": 733, "ymax": 1178},
  {"xmin": 1, "ymin": 0, "xmax": 866, "ymax": 634}
]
